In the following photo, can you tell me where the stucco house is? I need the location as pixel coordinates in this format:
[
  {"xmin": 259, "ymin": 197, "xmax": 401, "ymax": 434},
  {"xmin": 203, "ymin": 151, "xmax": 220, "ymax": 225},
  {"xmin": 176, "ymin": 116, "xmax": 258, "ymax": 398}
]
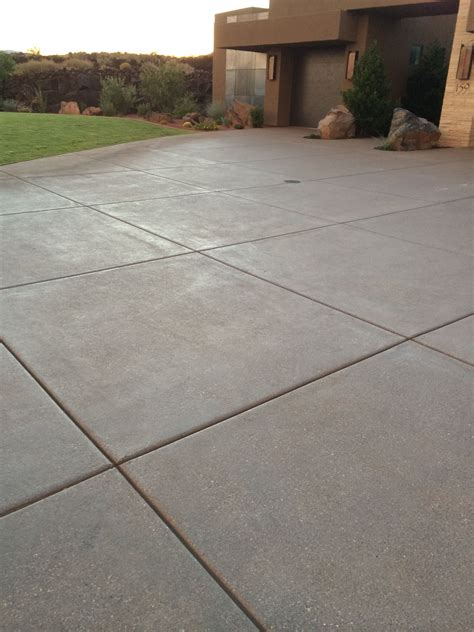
[{"xmin": 213, "ymin": 0, "xmax": 473, "ymax": 146}]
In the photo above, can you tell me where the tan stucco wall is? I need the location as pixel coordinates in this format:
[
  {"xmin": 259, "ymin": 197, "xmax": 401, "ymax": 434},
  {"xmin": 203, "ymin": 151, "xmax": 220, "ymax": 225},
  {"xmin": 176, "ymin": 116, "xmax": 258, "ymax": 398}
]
[
  {"xmin": 365, "ymin": 13, "xmax": 456, "ymax": 99},
  {"xmin": 212, "ymin": 48, "xmax": 227, "ymax": 104},
  {"xmin": 264, "ymin": 48, "xmax": 295, "ymax": 125},
  {"xmin": 269, "ymin": 0, "xmax": 458, "ymax": 18},
  {"xmin": 439, "ymin": 0, "xmax": 474, "ymax": 146}
]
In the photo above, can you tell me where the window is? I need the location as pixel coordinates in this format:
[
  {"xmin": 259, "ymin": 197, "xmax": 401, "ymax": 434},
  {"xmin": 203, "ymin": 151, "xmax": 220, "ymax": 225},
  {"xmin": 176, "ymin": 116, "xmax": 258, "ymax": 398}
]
[
  {"xmin": 409, "ymin": 45, "xmax": 423, "ymax": 66},
  {"xmin": 267, "ymin": 55, "xmax": 277, "ymax": 81},
  {"xmin": 346, "ymin": 51, "xmax": 358, "ymax": 80},
  {"xmin": 457, "ymin": 44, "xmax": 473, "ymax": 80},
  {"xmin": 225, "ymin": 50, "xmax": 266, "ymax": 107}
]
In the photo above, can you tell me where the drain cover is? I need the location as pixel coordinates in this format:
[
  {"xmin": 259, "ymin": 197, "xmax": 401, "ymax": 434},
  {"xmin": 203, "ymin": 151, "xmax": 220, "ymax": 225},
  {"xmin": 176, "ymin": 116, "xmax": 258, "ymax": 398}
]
[{"xmin": 284, "ymin": 179, "xmax": 301, "ymax": 184}]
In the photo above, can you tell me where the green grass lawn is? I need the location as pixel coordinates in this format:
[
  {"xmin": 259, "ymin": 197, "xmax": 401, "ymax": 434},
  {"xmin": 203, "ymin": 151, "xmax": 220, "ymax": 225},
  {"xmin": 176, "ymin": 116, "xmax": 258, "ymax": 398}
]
[{"xmin": 0, "ymin": 112, "xmax": 185, "ymax": 165}]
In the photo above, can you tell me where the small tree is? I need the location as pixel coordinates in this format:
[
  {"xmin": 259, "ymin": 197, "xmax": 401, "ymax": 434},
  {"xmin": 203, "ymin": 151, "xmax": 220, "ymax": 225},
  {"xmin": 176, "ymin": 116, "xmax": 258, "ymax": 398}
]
[
  {"xmin": 343, "ymin": 41, "xmax": 393, "ymax": 136},
  {"xmin": 0, "ymin": 52, "xmax": 15, "ymax": 86},
  {"xmin": 139, "ymin": 62, "xmax": 186, "ymax": 112},
  {"xmin": 402, "ymin": 42, "xmax": 448, "ymax": 125}
]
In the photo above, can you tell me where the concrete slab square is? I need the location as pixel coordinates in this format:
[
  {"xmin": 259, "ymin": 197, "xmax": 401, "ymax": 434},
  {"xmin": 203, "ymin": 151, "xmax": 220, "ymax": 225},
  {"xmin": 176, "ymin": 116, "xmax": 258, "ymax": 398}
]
[
  {"xmin": 28, "ymin": 171, "xmax": 204, "ymax": 205},
  {"xmin": 0, "ymin": 178, "xmax": 76, "ymax": 214},
  {"xmin": 96, "ymin": 148, "xmax": 216, "ymax": 171},
  {"xmin": 0, "ymin": 345, "xmax": 108, "ymax": 514},
  {"xmin": 1, "ymin": 470, "xmax": 255, "ymax": 630},
  {"xmin": 353, "ymin": 200, "xmax": 474, "ymax": 256},
  {"xmin": 162, "ymin": 143, "xmax": 316, "ymax": 164},
  {"xmin": 231, "ymin": 179, "xmax": 427, "ymax": 222},
  {"xmin": 210, "ymin": 225, "xmax": 473, "ymax": 336},
  {"xmin": 125, "ymin": 343, "xmax": 472, "ymax": 631},
  {"xmin": 2, "ymin": 154, "xmax": 131, "ymax": 178},
  {"xmin": 416, "ymin": 316, "xmax": 474, "ymax": 364},
  {"xmin": 332, "ymin": 160, "xmax": 474, "ymax": 202},
  {"xmin": 1, "ymin": 255, "xmax": 399, "ymax": 460},
  {"xmin": 241, "ymin": 147, "xmax": 432, "ymax": 181},
  {"xmin": 0, "ymin": 207, "xmax": 188, "ymax": 287},
  {"xmin": 148, "ymin": 163, "xmax": 289, "ymax": 191},
  {"xmin": 97, "ymin": 192, "xmax": 328, "ymax": 250}
]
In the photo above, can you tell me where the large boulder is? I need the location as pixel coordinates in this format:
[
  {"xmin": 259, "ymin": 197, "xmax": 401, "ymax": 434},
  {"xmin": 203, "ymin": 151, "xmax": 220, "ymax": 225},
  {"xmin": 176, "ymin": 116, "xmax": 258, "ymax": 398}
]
[
  {"xmin": 229, "ymin": 100, "xmax": 253, "ymax": 127},
  {"xmin": 185, "ymin": 111, "xmax": 201, "ymax": 123},
  {"xmin": 59, "ymin": 101, "xmax": 80, "ymax": 115},
  {"xmin": 317, "ymin": 105, "xmax": 356, "ymax": 140},
  {"xmin": 82, "ymin": 106, "xmax": 101, "ymax": 116},
  {"xmin": 387, "ymin": 108, "xmax": 440, "ymax": 150}
]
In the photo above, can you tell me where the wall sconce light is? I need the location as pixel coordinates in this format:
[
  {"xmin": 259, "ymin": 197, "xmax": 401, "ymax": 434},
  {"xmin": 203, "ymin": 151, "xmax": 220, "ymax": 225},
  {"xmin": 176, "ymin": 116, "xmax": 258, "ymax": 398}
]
[
  {"xmin": 267, "ymin": 55, "xmax": 277, "ymax": 81},
  {"xmin": 457, "ymin": 44, "xmax": 473, "ymax": 80},
  {"xmin": 346, "ymin": 51, "xmax": 358, "ymax": 80}
]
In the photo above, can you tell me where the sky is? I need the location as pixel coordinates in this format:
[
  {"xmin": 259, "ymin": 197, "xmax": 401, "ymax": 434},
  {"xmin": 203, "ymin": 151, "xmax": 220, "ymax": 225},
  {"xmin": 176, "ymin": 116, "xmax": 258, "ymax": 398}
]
[{"xmin": 3, "ymin": 1, "xmax": 269, "ymax": 57}]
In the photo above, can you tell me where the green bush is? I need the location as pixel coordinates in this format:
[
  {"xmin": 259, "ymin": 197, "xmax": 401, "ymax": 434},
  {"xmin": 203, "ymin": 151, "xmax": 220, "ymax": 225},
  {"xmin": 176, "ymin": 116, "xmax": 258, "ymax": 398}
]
[
  {"xmin": 173, "ymin": 93, "xmax": 199, "ymax": 118},
  {"xmin": 234, "ymin": 122, "xmax": 244, "ymax": 130},
  {"xmin": 14, "ymin": 59, "xmax": 60, "ymax": 76},
  {"xmin": 343, "ymin": 41, "xmax": 393, "ymax": 136},
  {"xmin": 100, "ymin": 76, "xmax": 136, "ymax": 116},
  {"xmin": 0, "ymin": 52, "xmax": 16, "ymax": 82},
  {"xmin": 139, "ymin": 62, "xmax": 186, "ymax": 112},
  {"xmin": 206, "ymin": 101, "xmax": 226, "ymax": 121},
  {"xmin": 250, "ymin": 105, "xmax": 264, "ymax": 128},
  {"xmin": 402, "ymin": 41, "xmax": 448, "ymax": 125},
  {"xmin": 2, "ymin": 99, "xmax": 18, "ymax": 112},
  {"xmin": 195, "ymin": 118, "xmax": 218, "ymax": 131},
  {"xmin": 62, "ymin": 58, "xmax": 94, "ymax": 71},
  {"xmin": 137, "ymin": 102, "xmax": 153, "ymax": 118}
]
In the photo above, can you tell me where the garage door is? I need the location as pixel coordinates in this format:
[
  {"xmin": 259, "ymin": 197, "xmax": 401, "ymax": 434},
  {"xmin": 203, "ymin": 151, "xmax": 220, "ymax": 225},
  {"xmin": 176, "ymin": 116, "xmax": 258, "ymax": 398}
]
[{"xmin": 291, "ymin": 47, "xmax": 346, "ymax": 127}]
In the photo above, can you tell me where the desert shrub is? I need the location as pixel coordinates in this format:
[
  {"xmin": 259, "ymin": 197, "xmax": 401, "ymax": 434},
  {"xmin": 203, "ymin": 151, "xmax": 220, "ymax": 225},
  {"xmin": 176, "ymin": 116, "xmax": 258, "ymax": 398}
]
[
  {"xmin": 2, "ymin": 99, "xmax": 18, "ymax": 112},
  {"xmin": 14, "ymin": 59, "xmax": 60, "ymax": 76},
  {"xmin": 221, "ymin": 117, "xmax": 231, "ymax": 127},
  {"xmin": 100, "ymin": 76, "xmax": 136, "ymax": 116},
  {"xmin": 173, "ymin": 93, "xmax": 199, "ymax": 118},
  {"xmin": 62, "ymin": 58, "xmax": 93, "ymax": 71},
  {"xmin": 343, "ymin": 41, "xmax": 393, "ymax": 136},
  {"xmin": 375, "ymin": 138, "xmax": 396, "ymax": 151},
  {"xmin": 99, "ymin": 98, "xmax": 115, "ymax": 116},
  {"xmin": 250, "ymin": 105, "xmax": 264, "ymax": 128},
  {"xmin": 137, "ymin": 102, "xmax": 153, "ymax": 118},
  {"xmin": 195, "ymin": 118, "xmax": 218, "ymax": 131},
  {"xmin": 119, "ymin": 62, "xmax": 132, "ymax": 72},
  {"xmin": 0, "ymin": 52, "xmax": 16, "ymax": 83},
  {"xmin": 32, "ymin": 87, "xmax": 48, "ymax": 113},
  {"xmin": 139, "ymin": 62, "xmax": 186, "ymax": 112},
  {"xmin": 234, "ymin": 122, "xmax": 244, "ymax": 130},
  {"xmin": 402, "ymin": 41, "xmax": 448, "ymax": 125},
  {"xmin": 206, "ymin": 101, "xmax": 226, "ymax": 121}
]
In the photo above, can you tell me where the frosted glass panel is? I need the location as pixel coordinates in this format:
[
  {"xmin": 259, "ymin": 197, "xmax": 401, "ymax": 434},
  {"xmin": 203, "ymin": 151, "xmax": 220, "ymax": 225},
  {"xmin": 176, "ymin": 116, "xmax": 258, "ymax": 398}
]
[{"xmin": 225, "ymin": 50, "xmax": 266, "ymax": 106}]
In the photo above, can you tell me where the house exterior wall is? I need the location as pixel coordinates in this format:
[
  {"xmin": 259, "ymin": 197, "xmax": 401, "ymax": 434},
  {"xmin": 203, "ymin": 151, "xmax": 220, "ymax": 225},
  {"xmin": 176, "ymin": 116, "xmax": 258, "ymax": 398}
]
[
  {"xmin": 439, "ymin": 0, "xmax": 474, "ymax": 146},
  {"xmin": 363, "ymin": 13, "xmax": 456, "ymax": 99},
  {"xmin": 213, "ymin": 0, "xmax": 468, "ymax": 145}
]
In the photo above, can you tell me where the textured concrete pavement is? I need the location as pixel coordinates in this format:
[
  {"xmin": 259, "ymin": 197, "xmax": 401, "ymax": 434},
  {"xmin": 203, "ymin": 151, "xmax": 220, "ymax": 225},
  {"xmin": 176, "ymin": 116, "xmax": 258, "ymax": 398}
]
[{"xmin": 1, "ymin": 128, "xmax": 472, "ymax": 630}]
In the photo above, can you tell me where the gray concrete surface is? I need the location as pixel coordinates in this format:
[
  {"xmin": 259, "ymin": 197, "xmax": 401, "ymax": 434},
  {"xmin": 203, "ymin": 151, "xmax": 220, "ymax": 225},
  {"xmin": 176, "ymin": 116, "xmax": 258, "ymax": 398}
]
[{"xmin": 1, "ymin": 128, "xmax": 472, "ymax": 629}]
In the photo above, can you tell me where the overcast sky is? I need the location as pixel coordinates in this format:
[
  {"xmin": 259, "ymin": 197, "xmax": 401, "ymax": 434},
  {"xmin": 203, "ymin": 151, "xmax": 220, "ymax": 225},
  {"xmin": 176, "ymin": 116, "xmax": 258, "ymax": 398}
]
[{"xmin": 4, "ymin": 1, "xmax": 270, "ymax": 56}]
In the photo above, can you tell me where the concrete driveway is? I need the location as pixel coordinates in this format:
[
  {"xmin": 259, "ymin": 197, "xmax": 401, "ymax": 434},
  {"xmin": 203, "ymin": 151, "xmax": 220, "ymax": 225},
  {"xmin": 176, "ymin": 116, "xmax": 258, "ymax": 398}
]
[{"xmin": 1, "ymin": 128, "xmax": 472, "ymax": 630}]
